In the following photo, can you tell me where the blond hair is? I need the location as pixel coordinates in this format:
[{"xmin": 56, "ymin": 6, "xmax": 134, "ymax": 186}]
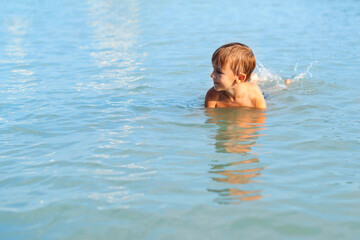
[{"xmin": 212, "ymin": 43, "xmax": 256, "ymax": 81}]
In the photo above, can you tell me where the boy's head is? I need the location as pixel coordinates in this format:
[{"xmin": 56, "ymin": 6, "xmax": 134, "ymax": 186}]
[{"xmin": 212, "ymin": 43, "xmax": 256, "ymax": 81}]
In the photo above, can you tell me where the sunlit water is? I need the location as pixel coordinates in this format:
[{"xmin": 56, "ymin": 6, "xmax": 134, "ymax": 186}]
[{"xmin": 1, "ymin": 0, "xmax": 360, "ymax": 239}]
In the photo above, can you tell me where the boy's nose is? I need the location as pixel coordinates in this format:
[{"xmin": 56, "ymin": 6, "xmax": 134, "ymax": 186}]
[{"xmin": 210, "ymin": 71, "xmax": 215, "ymax": 79}]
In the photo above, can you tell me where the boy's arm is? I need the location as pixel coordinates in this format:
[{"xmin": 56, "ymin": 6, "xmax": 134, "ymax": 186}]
[{"xmin": 205, "ymin": 87, "xmax": 217, "ymax": 108}]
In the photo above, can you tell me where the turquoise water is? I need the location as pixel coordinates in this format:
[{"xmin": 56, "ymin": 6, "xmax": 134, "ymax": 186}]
[{"xmin": 1, "ymin": 0, "xmax": 360, "ymax": 239}]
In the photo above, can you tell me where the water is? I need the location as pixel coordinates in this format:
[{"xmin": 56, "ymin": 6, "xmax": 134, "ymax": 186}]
[{"xmin": 1, "ymin": 0, "xmax": 360, "ymax": 239}]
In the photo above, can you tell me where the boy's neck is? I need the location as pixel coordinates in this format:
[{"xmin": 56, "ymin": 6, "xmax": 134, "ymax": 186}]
[{"xmin": 224, "ymin": 82, "xmax": 248, "ymax": 100}]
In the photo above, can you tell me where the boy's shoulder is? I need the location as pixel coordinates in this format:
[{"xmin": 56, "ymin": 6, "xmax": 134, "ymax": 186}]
[
  {"xmin": 205, "ymin": 87, "xmax": 220, "ymax": 107},
  {"xmin": 205, "ymin": 87, "xmax": 219, "ymax": 99},
  {"xmin": 248, "ymin": 82, "xmax": 263, "ymax": 95},
  {"xmin": 247, "ymin": 83, "xmax": 267, "ymax": 109}
]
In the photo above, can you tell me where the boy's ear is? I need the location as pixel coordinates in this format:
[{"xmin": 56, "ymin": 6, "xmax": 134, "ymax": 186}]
[{"xmin": 236, "ymin": 73, "xmax": 246, "ymax": 83}]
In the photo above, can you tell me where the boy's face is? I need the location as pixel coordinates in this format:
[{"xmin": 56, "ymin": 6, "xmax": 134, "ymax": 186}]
[{"xmin": 211, "ymin": 63, "xmax": 244, "ymax": 91}]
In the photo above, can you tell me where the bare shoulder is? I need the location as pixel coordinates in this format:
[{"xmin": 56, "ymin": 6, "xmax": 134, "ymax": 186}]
[
  {"xmin": 205, "ymin": 87, "xmax": 218, "ymax": 100},
  {"xmin": 205, "ymin": 87, "xmax": 219, "ymax": 108},
  {"xmin": 250, "ymin": 83, "xmax": 267, "ymax": 109}
]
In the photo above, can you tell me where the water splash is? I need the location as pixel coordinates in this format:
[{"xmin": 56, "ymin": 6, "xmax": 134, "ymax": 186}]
[
  {"xmin": 254, "ymin": 62, "xmax": 287, "ymax": 92},
  {"xmin": 254, "ymin": 61, "xmax": 317, "ymax": 93},
  {"xmin": 292, "ymin": 61, "xmax": 317, "ymax": 82}
]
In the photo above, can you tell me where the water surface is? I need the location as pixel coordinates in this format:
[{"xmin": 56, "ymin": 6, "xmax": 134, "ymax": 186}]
[{"xmin": 1, "ymin": 0, "xmax": 360, "ymax": 239}]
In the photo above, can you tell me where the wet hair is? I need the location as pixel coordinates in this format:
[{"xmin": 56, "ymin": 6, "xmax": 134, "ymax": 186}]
[{"xmin": 212, "ymin": 42, "xmax": 256, "ymax": 81}]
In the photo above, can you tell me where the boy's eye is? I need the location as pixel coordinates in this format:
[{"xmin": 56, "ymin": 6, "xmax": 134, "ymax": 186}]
[
  {"xmin": 213, "ymin": 68, "xmax": 222, "ymax": 74},
  {"xmin": 212, "ymin": 65, "xmax": 223, "ymax": 74}
]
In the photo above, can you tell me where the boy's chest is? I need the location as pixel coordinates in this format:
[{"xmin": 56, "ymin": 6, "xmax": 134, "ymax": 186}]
[
  {"xmin": 216, "ymin": 93, "xmax": 253, "ymax": 108},
  {"xmin": 215, "ymin": 99, "xmax": 253, "ymax": 108}
]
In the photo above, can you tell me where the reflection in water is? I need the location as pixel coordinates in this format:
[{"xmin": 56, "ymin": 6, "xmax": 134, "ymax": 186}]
[
  {"xmin": 2, "ymin": 16, "xmax": 36, "ymax": 96},
  {"xmin": 85, "ymin": 0, "xmax": 142, "ymax": 90},
  {"xmin": 206, "ymin": 108, "xmax": 267, "ymax": 204},
  {"xmin": 86, "ymin": 0, "xmax": 143, "ymax": 150},
  {"xmin": 85, "ymin": 0, "xmax": 149, "ymax": 207}
]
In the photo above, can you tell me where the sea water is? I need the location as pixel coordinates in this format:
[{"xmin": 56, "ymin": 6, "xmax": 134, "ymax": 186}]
[{"xmin": 1, "ymin": 0, "xmax": 360, "ymax": 239}]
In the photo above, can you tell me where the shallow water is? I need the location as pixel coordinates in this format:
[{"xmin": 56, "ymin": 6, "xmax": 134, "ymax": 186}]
[{"xmin": 1, "ymin": 0, "xmax": 360, "ymax": 239}]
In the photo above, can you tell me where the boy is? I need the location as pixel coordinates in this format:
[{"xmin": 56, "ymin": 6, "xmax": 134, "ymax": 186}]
[{"xmin": 205, "ymin": 43, "xmax": 267, "ymax": 109}]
